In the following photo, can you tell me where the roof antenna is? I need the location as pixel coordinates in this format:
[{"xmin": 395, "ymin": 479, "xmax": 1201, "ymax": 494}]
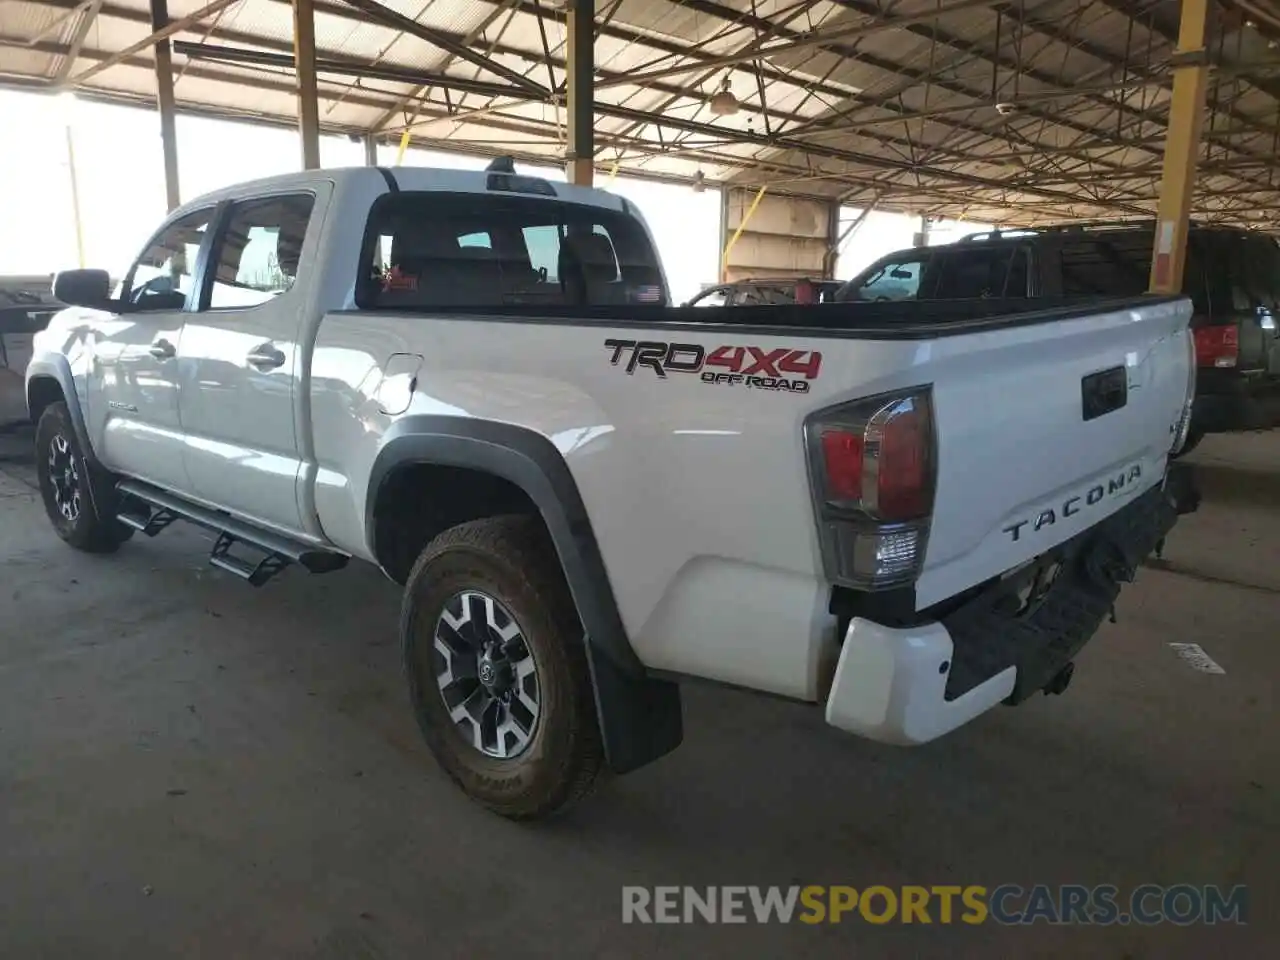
[{"xmin": 486, "ymin": 156, "xmax": 516, "ymax": 173}]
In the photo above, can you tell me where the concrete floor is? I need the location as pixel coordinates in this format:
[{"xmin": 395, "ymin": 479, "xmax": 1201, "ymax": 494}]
[{"xmin": 1, "ymin": 427, "xmax": 1275, "ymax": 958}]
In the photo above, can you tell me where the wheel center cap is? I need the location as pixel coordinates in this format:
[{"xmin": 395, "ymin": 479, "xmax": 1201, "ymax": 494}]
[{"xmin": 478, "ymin": 651, "xmax": 514, "ymax": 696}]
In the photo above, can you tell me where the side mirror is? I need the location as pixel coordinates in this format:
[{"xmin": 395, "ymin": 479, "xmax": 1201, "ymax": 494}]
[{"xmin": 53, "ymin": 269, "xmax": 112, "ymax": 308}]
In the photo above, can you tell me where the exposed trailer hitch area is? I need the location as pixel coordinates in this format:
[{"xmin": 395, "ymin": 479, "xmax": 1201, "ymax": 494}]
[
  {"xmin": 942, "ymin": 476, "xmax": 1193, "ymax": 706},
  {"xmin": 1043, "ymin": 662, "xmax": 1075, "ymax": 697}
]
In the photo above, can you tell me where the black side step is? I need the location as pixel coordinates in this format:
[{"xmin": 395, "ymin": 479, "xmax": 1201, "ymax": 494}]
[{"xmin": 116, "ymin": 479, "xmax": 348, "ymax": 587}]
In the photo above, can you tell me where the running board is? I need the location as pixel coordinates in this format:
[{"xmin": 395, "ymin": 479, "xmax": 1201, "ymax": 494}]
[{"xmin": 116, "ymin": 479, "xmax": 348, "ymax": 587}]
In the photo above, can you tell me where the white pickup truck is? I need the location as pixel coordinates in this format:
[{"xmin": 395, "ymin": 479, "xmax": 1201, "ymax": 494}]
[{"xmin": 28, "ymin": 161, "xmax": 1198, "ymax": 818}]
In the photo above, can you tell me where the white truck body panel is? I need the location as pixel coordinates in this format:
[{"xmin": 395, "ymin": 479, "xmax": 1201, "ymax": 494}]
[
  {"xmin": 308, "ymin": 299, "xmax": 1189, "ymax": 700},
  {"xmin": 28, "ymin": 165, "xmax": 1194, "ymax": 746}
]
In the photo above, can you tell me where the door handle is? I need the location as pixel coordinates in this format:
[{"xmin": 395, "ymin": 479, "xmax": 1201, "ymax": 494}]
[
  {"xmin": 246, "ymin": 344, "xmax": 286, "ymax": 370},
  {"xmin": 149, "ymin": 339, "xmax": 176, "ymax": 360}
]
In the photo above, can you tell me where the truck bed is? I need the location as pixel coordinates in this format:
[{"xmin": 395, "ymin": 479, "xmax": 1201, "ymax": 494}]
[
  {"xmin": 332, "ymin": 294, "xmax": 1183, "ymax": 340},
  {"xmin": 310, "ymin": 293, "xmax": 1193, "ymax": 699}
]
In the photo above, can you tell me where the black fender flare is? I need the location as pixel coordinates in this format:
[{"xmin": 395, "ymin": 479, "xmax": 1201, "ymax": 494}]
[
  {"xmin": 366, "ymin": 416, "xmax": 682, "ymax": 774},
  {"xmin": 25, "ymin": 355, "xmax": 97, "ymax": 463},
  {"xmin": 25, "ymin": 355, "xmax": 117, "ymax": 523}
]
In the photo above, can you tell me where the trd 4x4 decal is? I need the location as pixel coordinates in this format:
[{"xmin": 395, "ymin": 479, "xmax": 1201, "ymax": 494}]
[{"xmin": 604, "ymin": 339, "xmax": 822, "ymax": 394}]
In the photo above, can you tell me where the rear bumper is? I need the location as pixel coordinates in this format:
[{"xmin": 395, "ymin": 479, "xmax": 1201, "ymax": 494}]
[
  {"xmin": 825, "ymin": 473, "xmax": 1193, "ymax": 745},
  {"xmin": 1192, "ymin": 378, "xmax": 1280, "ymax": 433},
  {"xmin": 825, "ymin": 619, "xmax": 1014, "ymax": 745}
]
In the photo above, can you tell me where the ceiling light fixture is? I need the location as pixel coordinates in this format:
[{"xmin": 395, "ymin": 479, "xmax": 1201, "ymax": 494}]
[{"xmin": 709, "ymin": 77, "xmax": 740, "ymax": 117}]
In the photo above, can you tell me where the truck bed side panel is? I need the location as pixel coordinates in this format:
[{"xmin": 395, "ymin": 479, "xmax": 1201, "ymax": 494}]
[{"xmin": 309, "ymin": 297, "xmax": 1190, "ymax": 700}]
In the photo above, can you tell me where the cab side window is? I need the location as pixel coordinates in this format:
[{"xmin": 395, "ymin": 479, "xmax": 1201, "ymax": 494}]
[
  {"xmin": 206, "ymin": 194, "xmax": 315, "ymax": 309},
  {"xmin": 933, "ymin": 246, "xmax": 1030, "ymax": 299},
  {"xmin": 125, "ymin": 208, "xmax": 213, "ymax": 311},
  {"xmin": 1059, "ymin": 237, "xmax": 1149, "ymax": 298},
  {"xmin": 850, "ymin": 254, "xmax": 931, "ymax": 301}
]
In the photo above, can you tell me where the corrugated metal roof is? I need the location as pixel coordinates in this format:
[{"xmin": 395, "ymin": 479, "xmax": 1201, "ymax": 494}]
[{"xmin": 2, "ymin": 0, "xmax": 1280, "ymax": 224}]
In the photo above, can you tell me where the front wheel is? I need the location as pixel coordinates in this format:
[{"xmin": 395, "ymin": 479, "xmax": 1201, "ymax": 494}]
[
  {"xmin": 401, "ymin": 515, "xmax": 604, "ymax": 819},
  {"xmin": 35, "ymin": 402, "xmax": 131, "ymax": 553}
]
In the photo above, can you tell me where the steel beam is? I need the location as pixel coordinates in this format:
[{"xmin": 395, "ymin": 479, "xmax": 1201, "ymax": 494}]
[
  {"xmin": 564, "ymin": 0, "xmax": 594, "ymax": 186},
  {"xmin": 175, "ymin": 42, "xmax": 541, "ymax": 101},
  {"xmin": 368, "ymin": 0, "xmax": 521, "ymax": 132},
  {"xmin": 27, "ymin": 0, "xmax": 98, "ymax": 47},
  {"xmin": 292, "ymin": 0, "xmax": 322, "ymax": 169},
  {"xmin": 595, "ymin": 0, "xmax": 998, "ymax": 89},
  {"xmin": 149, "ymin": 0, "xmax": 181, "ymax": 211},
  {"xmin": 54, "ymin": 0, "xmax": 103, "ymax": 82},
  {"xmin": 64, "ymin": 0, "xmax": 241, "ymax": 86},
  {"xmin": 171, "ymin": 36, "xmax": 1152, "ymax": 215},
  {"xmin": 1149, "ymin": 0, "xmax": 1210, "ymax": 294},
  {"xmin": 363, "ymin": 132, "xmax": 379, "ymax": 166},
  {"xmin": 338, "ymin": 0, "xmax": 547, "ymax": 96},
  {"xmin": 3, "ymin": 34, "xmax": 398, "ymax": 115}
]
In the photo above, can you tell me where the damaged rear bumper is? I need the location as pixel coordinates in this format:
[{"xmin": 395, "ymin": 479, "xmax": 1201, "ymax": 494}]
[{"xmin": 825, "ymin": 467, "xmax": 1198, "ymax": 745}]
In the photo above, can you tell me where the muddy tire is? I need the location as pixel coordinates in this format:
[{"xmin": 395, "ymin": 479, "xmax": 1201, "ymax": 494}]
[
  {"xmin": 401, "ymin": 515, "xmax": 603, "ymax": 819},
  {"xmin": 35, "ymin": 402, "xmax": 131, "ymax": 553}
]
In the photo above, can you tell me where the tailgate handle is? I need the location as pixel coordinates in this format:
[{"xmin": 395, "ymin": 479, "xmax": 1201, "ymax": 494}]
[{"xmin": 1082, "ymin": 366, "xmax": 1127, "ymax": 421}]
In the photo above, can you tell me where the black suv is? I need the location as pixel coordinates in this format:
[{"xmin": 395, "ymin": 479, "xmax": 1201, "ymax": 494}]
[{"xmin": 836, "ymin": 222, "xmax": 1280, "ymax": 451}]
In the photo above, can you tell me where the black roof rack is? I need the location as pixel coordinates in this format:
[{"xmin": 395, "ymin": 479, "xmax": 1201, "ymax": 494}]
[
  {"xmin": 959, "ymin": 217, "xmax": 1223, "ymax": 243},
  {"xmin": 957, "ymin": 228, "xmax": 1040, "ymax": 242}
]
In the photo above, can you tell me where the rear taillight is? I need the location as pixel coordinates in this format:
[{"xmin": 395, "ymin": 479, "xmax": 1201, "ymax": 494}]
[
  {"xmin": 1193, "ymin": 324, "xmax": 1238, "ymax": 368},
  {"xmin": 806, "ymin": 389, "xmax": 935, "ymax": 590}
]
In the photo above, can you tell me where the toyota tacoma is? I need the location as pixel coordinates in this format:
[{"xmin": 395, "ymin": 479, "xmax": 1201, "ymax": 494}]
[{"xmin": 28, "ymin": 161, "xmax": 1198, "ymax": 818}]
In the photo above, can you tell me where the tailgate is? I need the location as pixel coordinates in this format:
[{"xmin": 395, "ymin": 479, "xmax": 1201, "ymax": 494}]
[{"xmin": 916, "ymin": 296, "xmax": 1192, "ymax": 609}]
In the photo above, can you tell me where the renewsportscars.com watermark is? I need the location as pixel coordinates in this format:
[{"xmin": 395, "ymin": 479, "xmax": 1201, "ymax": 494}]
[{"xmin": 622, "ymin": 884, "xmax": 1249, "ymax": 926}]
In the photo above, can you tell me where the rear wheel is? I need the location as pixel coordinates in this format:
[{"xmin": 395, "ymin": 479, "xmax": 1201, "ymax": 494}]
[
  {"xmin": 401, "ymin": 515, "xmax": 603, "ymax": 819},
  {"xmin": 35, "ymin": 402, "xmax": 131, "ymax": 553}
]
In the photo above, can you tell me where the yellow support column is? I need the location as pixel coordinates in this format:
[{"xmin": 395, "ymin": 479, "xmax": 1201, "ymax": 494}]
[
  {"xmin": 1149, "ymin": 0, "xmax": 1211, "ymax": 294},
  {"xmin": 564, "ymin": 0, "xmax": 594, "ymax": 187},
  {"xmin": 721, "ymin": 186, "xmax": 767, "ymax": 281},
  {"xmin": 293, "ymin": 0, "xmax": 321, "ymax": 170}
]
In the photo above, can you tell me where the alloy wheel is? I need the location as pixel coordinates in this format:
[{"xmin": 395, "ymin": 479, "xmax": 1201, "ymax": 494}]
[
  {"xmin": 433, "ymin": 590, "xmax": 541, "ymax": 759},
  {"xmin": 47, "ymin": 433, "xmax": 82, "ymax": 524}
]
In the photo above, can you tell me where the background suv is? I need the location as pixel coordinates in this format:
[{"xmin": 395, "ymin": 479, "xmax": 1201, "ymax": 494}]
[{"xmin": 836, "ymin": 222, "xmax": 1280, "ymax": 452}]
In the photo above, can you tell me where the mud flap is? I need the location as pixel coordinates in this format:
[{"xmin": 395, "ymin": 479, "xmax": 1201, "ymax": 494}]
[
  {"xmin": 584, "ymin": 642, "xmax": 683, "ymax": 775},
  {"xmin": 1163, "ymin": 460, "xmax": 1201, "ymax": 516}
]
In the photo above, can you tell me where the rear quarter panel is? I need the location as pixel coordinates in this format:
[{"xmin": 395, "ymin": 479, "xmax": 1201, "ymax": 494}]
[
  {"xmin": 309, "ymin": 299, "xmax": 1191, "ymax": 701},
  {"xmin": 310, "ymin": 314, "xmax": 931, "ymax": 700}
]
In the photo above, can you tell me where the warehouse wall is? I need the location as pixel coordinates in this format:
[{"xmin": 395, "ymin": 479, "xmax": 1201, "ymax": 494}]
[{"xmin": 720, "ymin": 188, "xmax": 837, "ymax": 282}]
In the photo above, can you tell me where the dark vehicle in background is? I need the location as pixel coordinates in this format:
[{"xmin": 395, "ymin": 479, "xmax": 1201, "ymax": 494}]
[
  {"xmin": 686, "ymin": 276, "xmax": 842, "ymax": 307},
  {"xmin": 836, "ymin": 222, "xmax": 1280, "ymax": 452},
  {"xmin": 2, "ymin": 276, "xmax": 60, "ymax": 428}
]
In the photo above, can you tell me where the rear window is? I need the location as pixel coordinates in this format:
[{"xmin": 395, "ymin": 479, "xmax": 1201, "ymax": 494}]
[
  {"xmin": 1210, "ymin": 232, "xmax": 1280, "ymax": 312},
  {"xmin": 1059, "ymin": 231, "xmax": 1210, "ymax": 312},
  {"xmin": 736, "ymin": 284, "xmax": 802, "ymax": 305},
  {"xmin": 356, "ymin": 192, "xmax": 665, "ymax": 309}
]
